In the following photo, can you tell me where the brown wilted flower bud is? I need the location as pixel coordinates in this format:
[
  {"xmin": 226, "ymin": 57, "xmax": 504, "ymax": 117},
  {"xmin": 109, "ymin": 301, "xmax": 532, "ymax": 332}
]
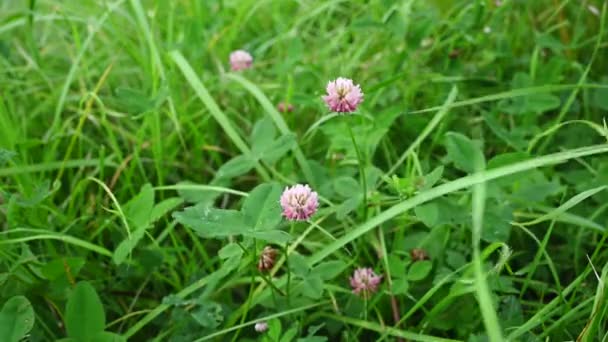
[
  {"xmin": 448, "ymin": 49, "xmax": 461, "ymax": 59},
  {"xmin": 277, "ymin": 102, "xmax": 294, "ymax": 113},
  {"xmin": 410, "ymin": 248, "xmax": 430, "ymax": 261},
  {"xmin": 258, "ymin": 246, "xmax": 277, "ymax": 272}
]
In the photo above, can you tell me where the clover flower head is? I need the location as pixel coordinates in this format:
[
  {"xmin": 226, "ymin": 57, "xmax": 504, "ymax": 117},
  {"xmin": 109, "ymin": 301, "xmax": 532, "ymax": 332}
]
[
  {"xmin": 229, "ymin": 50, "xmax": 253, "ymax": 71},
  {"xmin": 322, "ymin": 77, "xmax": 363, "ymax": 113},
  {"xmin": 350, "ymin": 267, "xmax": 382, "ymax": 297},
  {"xmin": 280, "ymin": 184, "xmax": 318, "ymax": 221}
]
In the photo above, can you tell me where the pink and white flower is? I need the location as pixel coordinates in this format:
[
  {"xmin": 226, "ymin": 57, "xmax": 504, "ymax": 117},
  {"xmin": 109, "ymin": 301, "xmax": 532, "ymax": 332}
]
[
  {"xmin": 279, "ymin": 184, "xmax": 318, "ymax": 221},
  {"xmin": 229, "ymin": 50, "xmax": 253, "ymax": 71},
  {"xmin": 350, "ymin": 267, "xmax": 382, "ymax": 297},
  {"xmin": 322, "ymin": 77, "xmax": 364, "ymax": 113}
]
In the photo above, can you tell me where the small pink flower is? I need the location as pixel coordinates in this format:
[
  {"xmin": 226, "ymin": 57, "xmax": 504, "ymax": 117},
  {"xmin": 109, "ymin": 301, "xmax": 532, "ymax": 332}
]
[
  {"xmin": 229, "ymin": 50, "xmax": 253, "ymax": 71},
  {"xmin": 350, "ymin": 267, "xmax": 382, "ymax": 297},
  {"xmin": 254, "ymin": 321, "xmax": 268, "ymax": 333},
  {"xmin": 322, "ymin": 77, "xmax": 364, "ymax": 113},
  {"xmin": 280, "ymin": 184, "xmax": 318, "ymax": 221}
]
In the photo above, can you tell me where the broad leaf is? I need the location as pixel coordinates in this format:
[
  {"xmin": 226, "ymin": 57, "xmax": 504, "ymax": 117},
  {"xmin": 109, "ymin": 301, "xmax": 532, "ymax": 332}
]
[
  {"xmin": 407, "ymin": 260, "xmax": 433, "ymax": 281},
  {"xmin": 245, "ymin": 230, "xmax": 293, "ymax": 244},
  {"xmin": 332, "ymin": 176, "xmax": 360, "ymax": 198},
  {"xmin": 216, "ymin": 155, "xmax": 256, "ymax": 180},
  {"xmin": 174, "ymin": 205, "xmax": 248, "ymax": 238},
  {"xmin": 150, "ymin": 197, "xmax": 184, "ymax": 223},
  {"xmin": 251, "ymin": 117, "xmax": 277, "ymax": 155},
  {"xmin": 65, "ymin": 282, "xmax": 105, "ymax": 340},
  {"xmin": 311, "ymin": 261, "xmax": 347, "ymax": 280},
  {"xmin": 301, "ymin": 275, "xmax": 324, "ymax": 299},
  {"xmin": 0, "ymin": 296, "xmax": 34, "ymax": 342},
  {"xmin": 261, "ymin": 133, "xmax": 297, "ymax": 164},
  {"xmin": 123, "ymin": 183, "xmax": 154, "ymax": 229},
  {"xmin": 90, "ymin": 332, "xmax": 127, "ymax": 342},
  {"xmin": 445, "ymin": 132, "xmax": 485, "ymax": 173},
  {"xmin": 218, "ymin": 243, "xmax": 243, "ymax": 259},
  {"xmin": 242, "ymin": 183, "xmax": 283, "ymax": 231}
]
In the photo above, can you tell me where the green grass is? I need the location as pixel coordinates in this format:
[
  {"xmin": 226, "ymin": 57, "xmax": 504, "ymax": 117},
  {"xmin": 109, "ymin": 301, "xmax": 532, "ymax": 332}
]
[{"xmin": 1, "ymin": 0, "xmax": 608, "ymax": 341}]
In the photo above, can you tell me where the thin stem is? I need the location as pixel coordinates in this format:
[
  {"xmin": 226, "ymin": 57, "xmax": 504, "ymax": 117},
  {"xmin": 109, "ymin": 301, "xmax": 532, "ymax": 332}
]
[
  {"xmin": 364, "ymin": 294, "xmax": 368, "ymax": 321},
  {"xmin": 285, "ymin": 241, "xmax": 291, "ymax": 307},
  {"xmin": 260, "ymin": 273, "xmax": 286, "ymax": 296},
  {"xmin": 347, "ymin": 123, "xmax": 368, "ymax": 221}
]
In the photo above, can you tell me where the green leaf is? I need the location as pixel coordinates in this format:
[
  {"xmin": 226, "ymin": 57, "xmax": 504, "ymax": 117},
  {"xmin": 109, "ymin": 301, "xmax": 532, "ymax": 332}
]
[
  {"xmin": 407, "ymin": 261, "xmax": 433, "ymax": 281},
  {"xmin": 123, "ymin": 183, "xmax": 154, "ymax": 229},
  {"xmin": 113, "ymin": 87, "xmax": 156, "ymax": 114},
  {"xmin": 592, "ymin": 78, "xmax": 608, "ymax": 110},
  {"xmin": 311, "ymin": 260, "xmax": 347, "ymax": 280},
  {"xmin": 414, "ymin": 203, "xmax": 439, "ymax": 228},
  {"xmin": 246, "ymin": 230, "xmax": 293, "ymax": 244},
  {"xmin": 280, "ymin": 324, "xmax": 299, "ymax": 342},
  {"xmin": 498, "ymin": 73, "xmax": 560, "ymax": 114},
  {"xmin": 150, "ymin": 197, "xmax": 184, "ymax": 223},
  {"xmin": 176, "ymin": 180, "xmax": 225, "ymax": 205},
  {"xmin": 41, "ymin": 258, "xmax": 85, "ymax": 281},
  {"xmin": 261, "ymin": 134, "xmax": 297, "ymax": 164},
  {"xmin": 218, "ymin": 243, "xmax": 243, "ymax": 260},
  {"xmin": 336, "ymin": 196, "xmax": 362, "ymax": 220},
  {"xmin": 266, "ymin": 319, "xmax": 282, "ymax": 342},
  {"xmin": 290, "ymin": 253, "xmax": 310, "ymax": 278},
  {"xmin": 251, "ymin": 117, "xmax": 277, "ymax": 155},
  {"xmin": 174, "ymin": 205, "xmax": 249, "ymax": 238},
  {"xmin": 113, "ymin": 184, "xmax": 158, "ymax": 265},
  {"xmin": 332, "ymin": 176, "xmax": 360, "ymax": 197},
  {"xmin": 301, "ymin": 275, "xmax": 324, "ymax": 299},
  {"xmin": 420, "ymin": 166, "xmax": 444, "ymax": 191},
  {"xmin": 445, "ymin": 132, "xmax": 485, "ymax": 173},
  {"xmin": 482, "ymin": 202, "xmax": 512, "ymax": 243},
  {"xmin": 190, "ymin": 301, "xmax": 223, "ymax": 329},
  {"xmin": 65, "ymin": 282, "xmax": 105, "ymax": 340},
  {"xmin": 90, "ymin": 332, "xmax": 127, "ymax": 342},
  {"xmin": 242, "ymin": 183, "xmax": 283, "ymax": 231},
  {"xmin": 392, "ymin": 278, "xmax": 409, "ymax": 295},
  {"xmin": 216, "ymin": 155, "xmax": 256, "ymax": 180},
  {"xmin": 113, "ymin": 228, "xmax": 147, "ymax": 265},
  {"xmin": 0, "ymin": 296, "xmax": 35, "ymax": 342}
]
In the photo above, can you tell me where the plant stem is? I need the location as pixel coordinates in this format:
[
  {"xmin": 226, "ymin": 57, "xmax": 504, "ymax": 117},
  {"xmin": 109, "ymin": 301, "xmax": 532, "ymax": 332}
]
[
  {"xmin": 285, "ymin": 242, "xmax": 291, "ymax": 307},
  {"xmin": 364, "ymin": 294, "xmax": 368, "ymax": 321},
  {"xmin": 347, "ymin": 123, "xmax": 368, "ymax": 221},
  {"xmin": 260, "ymin": 273, "xmax": 286, "ymax": 296}
]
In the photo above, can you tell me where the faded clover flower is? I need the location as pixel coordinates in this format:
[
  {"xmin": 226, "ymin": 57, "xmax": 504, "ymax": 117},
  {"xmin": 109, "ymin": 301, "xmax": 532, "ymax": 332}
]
[
  {"xmin": 322, "ymin": 77, "xmax": 363, "ymax": 113},
  {"xmin": 257, "ymin": 246, "xmax": 277, "ymax": 272},
  {"xmin": 350, "ymin": 267, "xmax": 382, "ymax": 297},
  {"xmin": 229, "ymin": 50, "xmax": 253, "ymax": 71},
  {"xmin": 280, "ymin": 184, "xmax": 318, "ymax": 221},
  {"xmin": 277, "ymin": 102, "xmax": 294, "ymax": 113}
]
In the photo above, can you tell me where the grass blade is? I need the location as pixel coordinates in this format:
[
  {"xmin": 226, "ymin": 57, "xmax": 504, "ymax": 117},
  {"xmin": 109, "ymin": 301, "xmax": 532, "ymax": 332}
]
[{"xmin": 169, "ymin": 51, "xmax": 270, "ymax": 181}]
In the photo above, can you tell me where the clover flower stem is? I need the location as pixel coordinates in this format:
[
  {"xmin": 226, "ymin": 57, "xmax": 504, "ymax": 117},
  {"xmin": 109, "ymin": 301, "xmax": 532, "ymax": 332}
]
[
  {"xmin": 231, "ymin": 243, "xmax": 256, "ymax": 342},
  {"xmin": 284, "ymin": 241, "xmax": 291, "ymax": 307},
  {"xmin": 364, "ymin": 295, "xmax": 368, "ymax": 321},
  {"xmin": 347, "ymin": 123, "xmax": 368, "ymax": 221}
]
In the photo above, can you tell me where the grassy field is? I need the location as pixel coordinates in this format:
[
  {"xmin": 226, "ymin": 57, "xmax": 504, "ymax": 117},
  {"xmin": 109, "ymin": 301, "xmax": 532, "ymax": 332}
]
[{"xmin": 1, "ymin": 0, "xmax": 608, "ymax": 341}]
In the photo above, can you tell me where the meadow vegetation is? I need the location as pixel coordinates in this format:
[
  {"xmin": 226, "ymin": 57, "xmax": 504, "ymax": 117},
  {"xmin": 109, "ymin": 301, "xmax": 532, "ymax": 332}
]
[{"xmin": 1, "ymin": 0, "xmax": 608, "ymax": 341}]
